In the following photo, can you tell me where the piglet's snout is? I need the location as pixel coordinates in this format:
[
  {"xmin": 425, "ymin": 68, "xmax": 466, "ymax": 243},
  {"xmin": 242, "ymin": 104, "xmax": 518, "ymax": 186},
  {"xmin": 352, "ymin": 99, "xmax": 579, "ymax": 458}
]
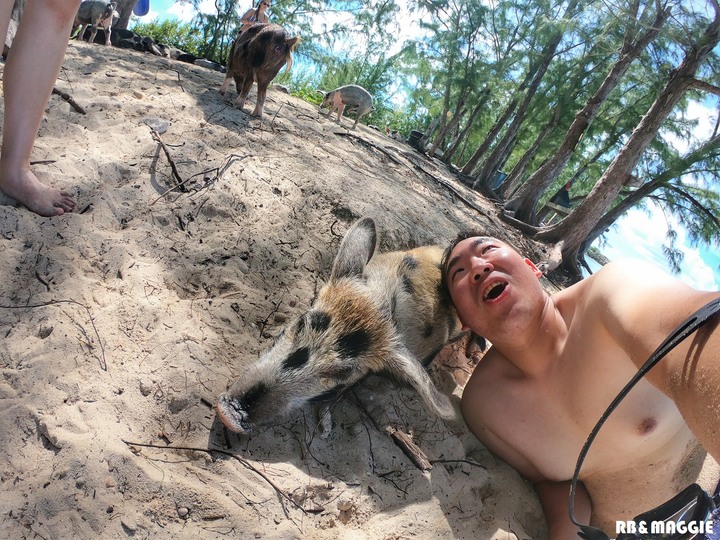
[{"xmin": 216, "ymin": 393, "xmax": 253, "ymax": 434}]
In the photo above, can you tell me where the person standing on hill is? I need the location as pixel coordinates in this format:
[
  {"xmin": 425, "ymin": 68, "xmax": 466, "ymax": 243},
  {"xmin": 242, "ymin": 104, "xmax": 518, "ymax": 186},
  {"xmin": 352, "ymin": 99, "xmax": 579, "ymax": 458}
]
[
  {"xmin": 0, "ymin": 0, "xmax": 79, "ymax": 217},
  {"xmin": 239, "ymin": 0, "xmax": 270, "ymax": 33}
]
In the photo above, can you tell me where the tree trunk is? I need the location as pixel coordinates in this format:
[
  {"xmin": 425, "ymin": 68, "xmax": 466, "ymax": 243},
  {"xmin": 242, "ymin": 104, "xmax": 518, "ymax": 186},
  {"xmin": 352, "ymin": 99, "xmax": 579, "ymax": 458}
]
[
  {"xmin": 419, "ymin": 115, "xmax": 442, "ymax": 151},
  {"xmin": 113, "ymin": 0, "xmax": 137, "ymax": 30},
  {"xmin": 579, "ymin": 132, "xmax": 720, "ymax": 257},
  {"xmin": 505, "ymin": 0, "xmax": 670, "ymax": 223},
  {"xmin": 460, "ymin": 96, "xmax": 519, "ymax": 175},
  {"xmin": 471, "ymin": 0, "xmax": 582, "ymax": 188},
  {"xmin": 536, "ymin": 5, "xmax": 720, "ymax": 275},
  {"xmin": 497, "ymin": 107, "xmax": 561, "ymax": 198},
  {"xmin": 442, "ymin": 91, "xmax": 489, "ymax": 165},
  {"xmin": 428, "ymin": 98, "xmax": 466, "ymax": 158},
  {"xmin": 459, "ymin": 50, "xmax": 541, "ymax": 176}
]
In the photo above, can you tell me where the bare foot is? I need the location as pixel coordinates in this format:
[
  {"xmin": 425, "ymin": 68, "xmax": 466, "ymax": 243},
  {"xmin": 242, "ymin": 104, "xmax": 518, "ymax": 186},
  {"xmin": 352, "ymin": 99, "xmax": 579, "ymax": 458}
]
[{"xmin": 0, "ymin": 167, "xmax": 76, "ymax": 217}]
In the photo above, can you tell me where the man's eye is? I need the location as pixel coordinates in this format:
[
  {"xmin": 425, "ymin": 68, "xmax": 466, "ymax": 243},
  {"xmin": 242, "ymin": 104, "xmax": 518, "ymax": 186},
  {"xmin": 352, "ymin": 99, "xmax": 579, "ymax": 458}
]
[
  {"xmin": 452, "ymin": 267, "xmax": 465, "ymax": 281},
  {"xmin": 481, "ymin": 245, "xmax": 496, "ymax": 254}
]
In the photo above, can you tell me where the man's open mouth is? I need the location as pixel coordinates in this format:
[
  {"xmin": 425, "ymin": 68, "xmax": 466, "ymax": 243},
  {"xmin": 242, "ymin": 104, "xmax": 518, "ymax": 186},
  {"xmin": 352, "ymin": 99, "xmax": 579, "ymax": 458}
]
[{"xmin": 483, "ymin": 281, "xmax": 507, "ymax": 301}]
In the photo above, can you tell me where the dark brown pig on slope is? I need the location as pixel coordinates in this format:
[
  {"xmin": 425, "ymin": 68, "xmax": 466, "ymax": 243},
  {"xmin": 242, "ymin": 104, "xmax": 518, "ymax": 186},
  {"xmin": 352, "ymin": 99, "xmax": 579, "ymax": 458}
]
[
  {"xmin": 216, "ymin": 217, "xmax": 465, "ymax": 435},
  {"xmin": 219, "ymin": 24, "xmax": 300, "ymax": 118}
]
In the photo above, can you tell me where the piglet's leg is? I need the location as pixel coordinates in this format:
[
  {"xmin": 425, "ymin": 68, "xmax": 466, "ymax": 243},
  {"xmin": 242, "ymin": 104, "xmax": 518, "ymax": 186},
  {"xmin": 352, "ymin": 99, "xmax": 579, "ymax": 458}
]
[
  {"xmin": 252, "ymin": 71, "xmax": 278, "ymax": 118},
  {"xmin": 251, "ymin": 83, "xmax": 267, "ymax": 118},
  {"xmin": 336, "ymin": 103, "xmax": 345, "ymax": 123},
  {"xmin": 384, "ymin": 346, "xmax": 457, "ymax": 421},
  {"xmin": 219, "ymin": 77, "xmax": 232, "ymax": 95},
  {"xmin": 234, "ymin": 76, "xmax": 254, "ymax": 111}
]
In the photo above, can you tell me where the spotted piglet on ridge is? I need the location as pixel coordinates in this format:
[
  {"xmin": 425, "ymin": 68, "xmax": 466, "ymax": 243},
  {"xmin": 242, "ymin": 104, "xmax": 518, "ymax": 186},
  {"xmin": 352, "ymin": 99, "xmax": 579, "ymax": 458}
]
[{"xmin": 216, "ymin": 217, "xmax": 465, "ymax": 437}]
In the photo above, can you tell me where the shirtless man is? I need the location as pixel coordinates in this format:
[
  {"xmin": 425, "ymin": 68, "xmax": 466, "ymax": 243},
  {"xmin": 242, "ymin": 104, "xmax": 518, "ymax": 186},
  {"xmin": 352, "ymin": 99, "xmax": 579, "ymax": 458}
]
[
  {"xmin": 1, "ymin": 0, "xmax": 79, "ymax": 216},
  {"xmin": 441, "ymin": 232, "xmax": 720, "ymax": 538}
]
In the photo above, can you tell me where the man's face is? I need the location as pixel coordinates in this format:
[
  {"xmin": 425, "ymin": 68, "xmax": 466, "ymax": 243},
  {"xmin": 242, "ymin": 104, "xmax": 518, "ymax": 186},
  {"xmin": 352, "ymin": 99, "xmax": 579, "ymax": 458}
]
[{"xmin": 444, "ymin": 237, "xmax": 543, "ymax": 335}]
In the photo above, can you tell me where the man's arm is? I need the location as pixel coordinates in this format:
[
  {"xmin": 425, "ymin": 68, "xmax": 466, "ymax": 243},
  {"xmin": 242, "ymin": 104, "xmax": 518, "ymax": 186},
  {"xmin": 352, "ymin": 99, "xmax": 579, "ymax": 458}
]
[{"xmin": 535, "ymin": 480, "xmax": 591, "ymax": 540}]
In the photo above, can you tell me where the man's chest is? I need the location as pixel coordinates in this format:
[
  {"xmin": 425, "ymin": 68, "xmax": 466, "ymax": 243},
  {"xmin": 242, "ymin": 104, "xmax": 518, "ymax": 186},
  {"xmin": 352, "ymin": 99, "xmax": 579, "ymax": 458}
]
[{"xmin": 471, "ymin": 347, "xmax": 689, "ymax": 482}]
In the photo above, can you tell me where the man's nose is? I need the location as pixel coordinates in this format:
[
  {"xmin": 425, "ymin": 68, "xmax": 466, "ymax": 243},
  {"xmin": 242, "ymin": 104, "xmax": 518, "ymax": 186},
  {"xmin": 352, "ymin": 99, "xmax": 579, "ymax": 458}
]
[{"xmin": 470, "ymin": 258, "xmax": 492, "ymax": 281}]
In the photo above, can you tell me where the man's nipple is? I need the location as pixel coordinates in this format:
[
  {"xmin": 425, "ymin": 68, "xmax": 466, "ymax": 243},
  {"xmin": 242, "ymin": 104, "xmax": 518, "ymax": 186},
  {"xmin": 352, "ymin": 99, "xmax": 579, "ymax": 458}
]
[{"xmin": 638, "ymin": 417, "xmax": 657, "ymax": 435}]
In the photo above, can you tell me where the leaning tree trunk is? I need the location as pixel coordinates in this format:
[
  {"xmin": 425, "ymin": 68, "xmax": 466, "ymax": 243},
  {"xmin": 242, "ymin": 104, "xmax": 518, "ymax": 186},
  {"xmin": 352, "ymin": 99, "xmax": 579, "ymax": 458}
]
[
  {"xmin": 113, "ymin": 0, "xmax": 137, "ymax": 30},
  {"xmin": 460, "ymin": 96, "xmax": 518, "ymax": 175},
  {"xmin": 472, "ymin": 0, "xmax": 582, "ymax": 190},
  {"xmin": 428, "ymin": 98, "xmax": 466, "ymax": 158},
  {"xmin": 578, "ymin": 132, "xmax": 720, "ymax": 258},
  {"xmin": 497, "ymin": 107, "xmax": 561, "ymax": 198},
  {"xmin": 459, "ymin": 57, "xmax": 540, "ymax": 176},
  {"xmin": 536, "ymin": 3, "xmax": 720, "ymax": 276},
  {"xmin": 442, "ymin": 90, "xmax": 489, "ymax": 165},
  {"xmin": 505, "ymin": 0, "xmax": 670, "ymax": 224}
]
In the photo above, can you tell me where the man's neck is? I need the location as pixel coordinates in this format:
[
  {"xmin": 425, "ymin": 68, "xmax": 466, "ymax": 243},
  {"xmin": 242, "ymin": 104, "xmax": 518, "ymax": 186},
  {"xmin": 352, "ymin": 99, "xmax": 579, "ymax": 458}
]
[{"xmin": 493, "ymin": 294, "xmax": 567, "ymax": 378}]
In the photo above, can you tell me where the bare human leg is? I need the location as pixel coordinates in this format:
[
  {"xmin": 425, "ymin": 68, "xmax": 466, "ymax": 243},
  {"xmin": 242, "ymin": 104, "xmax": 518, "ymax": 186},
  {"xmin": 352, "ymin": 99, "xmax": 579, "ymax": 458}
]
[{"xmin": 0, "ymin": 0, "xmax": 80, "ymax": 216}]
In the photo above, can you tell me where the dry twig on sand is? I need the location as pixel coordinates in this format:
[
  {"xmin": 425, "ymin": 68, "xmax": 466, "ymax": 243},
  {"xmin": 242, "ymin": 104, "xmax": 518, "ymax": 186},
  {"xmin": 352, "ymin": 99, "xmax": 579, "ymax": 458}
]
[
  {"xmin": 351, "ymin": 389, "xmax": 433, "ymax": 472},
  {"xmin": 122, "ymin": 440, "xmax": 310, "ymax": 522},
  {"xmin": 0, "ymin": 299, "xmax": 106, "ymax": 371},
  {"xmin": 150, "ymin": 128, "xmax": 188, "ymax": 193},
  {"xmin": 52, "ymin": 87, "xmax": 86, "ymax": 114},
  {"xmin": 150, "ymin": 152, "xmax": 249, "ymax": 205}
]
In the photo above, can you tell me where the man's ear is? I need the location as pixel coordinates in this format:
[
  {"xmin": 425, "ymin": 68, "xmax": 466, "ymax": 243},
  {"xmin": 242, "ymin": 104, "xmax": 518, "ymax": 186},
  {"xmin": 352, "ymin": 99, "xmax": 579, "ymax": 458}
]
[{"xmin": 524, "ymin": 258, "xmax": 543, "ymax": 278}]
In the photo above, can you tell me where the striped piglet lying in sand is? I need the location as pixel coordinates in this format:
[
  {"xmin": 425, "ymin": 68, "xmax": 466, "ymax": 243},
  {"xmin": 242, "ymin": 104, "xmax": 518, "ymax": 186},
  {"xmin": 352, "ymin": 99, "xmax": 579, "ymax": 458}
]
[{"xmin": 216, "ymin": 217, "xmax": 472, "ymax": 436}]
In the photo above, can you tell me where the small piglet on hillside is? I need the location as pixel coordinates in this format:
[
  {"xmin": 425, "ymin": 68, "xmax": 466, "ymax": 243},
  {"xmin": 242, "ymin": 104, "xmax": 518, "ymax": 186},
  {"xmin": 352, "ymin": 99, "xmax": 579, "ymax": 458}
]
[
  {"xmin": 72, "ymin": 1, "xmax": 118, "ymax": 46},
  {"xmin": 216, "ymin": 217, "xmax": 464, "ymax": 436},
  {"xmin": 319, "ymin": 84, "xmax": 373, "ymax": 129},
  {"xmin": 219, "ymin": 24, "xmax": 300, "ymax": 118}
]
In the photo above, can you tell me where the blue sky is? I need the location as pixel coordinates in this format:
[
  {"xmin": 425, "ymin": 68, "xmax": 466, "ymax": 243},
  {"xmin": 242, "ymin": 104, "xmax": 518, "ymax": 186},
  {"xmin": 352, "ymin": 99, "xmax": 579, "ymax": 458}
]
[
  {"xmin": 135, "ymin": 2, "xmax": 720, "ymax": 292},
  {"xmin": 587, "ymin": 204, "xmax": 720, "ymax": 291},
  {"xmin": 133, "ymin": 0, "xmax": 220, "ymax": 24}
]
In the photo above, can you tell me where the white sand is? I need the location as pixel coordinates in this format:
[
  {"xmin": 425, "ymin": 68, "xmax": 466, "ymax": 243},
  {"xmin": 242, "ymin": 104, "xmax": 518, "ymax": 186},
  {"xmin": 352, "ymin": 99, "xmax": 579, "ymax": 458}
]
[{"xmin": 0, "ymin": 41, "xmax": 553, "ymax": 539}]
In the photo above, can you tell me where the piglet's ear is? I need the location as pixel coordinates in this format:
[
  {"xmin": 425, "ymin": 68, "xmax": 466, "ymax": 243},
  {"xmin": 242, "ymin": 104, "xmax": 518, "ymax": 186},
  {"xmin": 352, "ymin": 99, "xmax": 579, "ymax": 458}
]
[
  {"xmin": 330, "ymin": 217, "xmax": 377, "ymax": 281},
  {"xmin": 286, "ymin": 36, "xmax": 301, "ymax": 51}
]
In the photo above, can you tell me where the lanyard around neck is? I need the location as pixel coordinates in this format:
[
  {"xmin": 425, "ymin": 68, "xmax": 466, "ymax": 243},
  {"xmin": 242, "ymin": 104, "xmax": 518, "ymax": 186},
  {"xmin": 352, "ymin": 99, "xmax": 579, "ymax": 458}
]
[{"xmin": 568, "ymin": 296, "xmax": 720, "ymax": 540}]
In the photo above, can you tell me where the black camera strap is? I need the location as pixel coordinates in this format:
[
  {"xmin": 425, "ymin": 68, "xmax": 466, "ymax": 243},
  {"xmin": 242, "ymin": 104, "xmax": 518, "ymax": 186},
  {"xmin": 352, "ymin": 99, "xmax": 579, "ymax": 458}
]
[{"xmin": 568, "ymin": 296, "xmax": 720, "ymax": 540}]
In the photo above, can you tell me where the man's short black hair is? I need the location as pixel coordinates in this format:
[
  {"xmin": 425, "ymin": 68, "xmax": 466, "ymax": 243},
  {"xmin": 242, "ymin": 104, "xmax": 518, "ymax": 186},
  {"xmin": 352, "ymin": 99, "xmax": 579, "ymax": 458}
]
[
  {"xmin": 439, "ymin": 230, "xmax": 491, "ymax": 354},
  {"xmin": 439, "ymin": 229, "xmax": 488, "ymax": 298}
]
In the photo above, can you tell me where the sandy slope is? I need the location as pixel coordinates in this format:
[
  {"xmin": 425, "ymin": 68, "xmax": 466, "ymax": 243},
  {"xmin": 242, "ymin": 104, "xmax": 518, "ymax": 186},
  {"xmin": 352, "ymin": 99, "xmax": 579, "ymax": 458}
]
[{"xmin": 0, "ymin": 41, "xmax": 549, "ymax": 539}]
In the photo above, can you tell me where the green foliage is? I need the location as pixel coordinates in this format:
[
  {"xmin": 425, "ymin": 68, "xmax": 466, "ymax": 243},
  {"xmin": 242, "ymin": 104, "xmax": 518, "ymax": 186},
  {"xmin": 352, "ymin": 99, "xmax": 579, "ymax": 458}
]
[
  {"xmin": 132, "ymin": 19, "xmax": 204, "ymax": 58},
  {"xmin": 172, "ymin": 0, "xmax": 720, "ymax": 268}
]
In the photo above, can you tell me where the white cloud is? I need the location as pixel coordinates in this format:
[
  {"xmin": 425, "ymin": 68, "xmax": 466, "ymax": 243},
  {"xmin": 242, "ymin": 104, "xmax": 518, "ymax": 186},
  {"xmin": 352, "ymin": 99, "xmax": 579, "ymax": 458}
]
[
  {"xmin": 663, "ymin": 98, "xmax": 717, "ymax": 153},
  {"xmin": 165, "ymin": 1, "xmax": 197, "ymax": 23},
  {"xmin": 592, "ymin": 202, "xmax": 719, "ymax": 291}
]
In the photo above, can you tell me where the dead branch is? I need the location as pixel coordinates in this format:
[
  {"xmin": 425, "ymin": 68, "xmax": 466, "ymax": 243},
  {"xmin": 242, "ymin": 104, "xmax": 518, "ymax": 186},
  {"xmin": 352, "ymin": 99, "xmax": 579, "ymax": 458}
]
[
  {"xmin": 150, "ymin": 153, "xmax": 248, "ymax": 205},
  {"xmin": 269, "ymin": 103, "xmax": 285, "ymax": 130},
  {"xmin": 429, "ymin": 458, "xmax": 486, "ymax": 469},
  {"xmin": 0, "ymin": 299, "xmax": 106, "ymax": 371},
  {"xmin": 383, "ymin": 425, "xmax": 432, "ymax": 471},
  {"xmin": 336, "ymin": 132, "xmax": 495, "ymax": 221},
  {"xmin": 150, "ymin": 128, "xmax": 188, "ymax": 193},
  {"xmin": 351, "ymin": 388, "xmax": 432, "ymax": 472},
  {"xmin": 52, "ymin": 87, "xmax": 86, "ymax": 114},
  {"xmin": 335, "ymin": 131, "xmax": 405, "ymax": 167},
  {"xmin": 122, "ymin": 440, "xmax": 310, "ymax": 518},
  {"xmin": 258, "ymin": 300, "xmax": 281, "ymax": 338}
]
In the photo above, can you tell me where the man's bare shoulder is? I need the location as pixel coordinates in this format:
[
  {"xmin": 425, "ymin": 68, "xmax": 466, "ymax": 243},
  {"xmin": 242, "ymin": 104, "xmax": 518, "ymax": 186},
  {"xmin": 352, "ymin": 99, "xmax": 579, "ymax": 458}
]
[{"xmin": 575, "ymin": 260, "xmax": 694, "ymax": 319}]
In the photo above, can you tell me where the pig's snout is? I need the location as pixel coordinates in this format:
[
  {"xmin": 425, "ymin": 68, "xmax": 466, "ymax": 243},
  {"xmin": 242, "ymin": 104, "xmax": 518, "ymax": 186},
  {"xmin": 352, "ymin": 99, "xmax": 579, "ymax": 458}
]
[{"xmin": 217, "ymin": 393, "xmax": 254, "ymax": 434}]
